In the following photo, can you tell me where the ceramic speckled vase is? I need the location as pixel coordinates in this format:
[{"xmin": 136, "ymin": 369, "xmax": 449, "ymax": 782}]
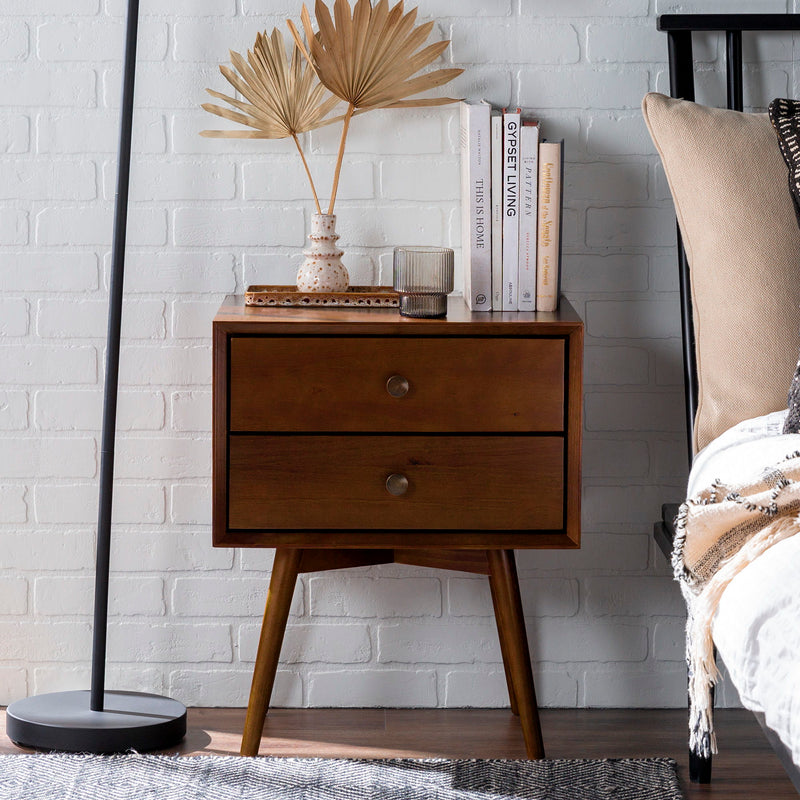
[{"xmin": 296, "ymin": 213, "xmax": 349, "ymax": 293}]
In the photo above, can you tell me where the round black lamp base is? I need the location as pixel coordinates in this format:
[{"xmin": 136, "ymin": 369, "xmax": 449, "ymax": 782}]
[{"xmin": 6, "ymin": 690, "xmax": 187, "ymax": 754}]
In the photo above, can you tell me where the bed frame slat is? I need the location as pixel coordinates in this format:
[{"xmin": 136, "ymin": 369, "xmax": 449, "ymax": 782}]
[
  {"xmin": 665, "ymin": 29, "xmax": 697, "ymax": 458},
  {"xmin": 726, "ymin": 30, "xmax": 744, "ymax": 111}
]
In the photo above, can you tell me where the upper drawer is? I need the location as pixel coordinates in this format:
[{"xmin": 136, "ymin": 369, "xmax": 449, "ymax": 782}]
[{"xmin": 228, "ymin": 336, "xmax": 565, "ymax": 432}]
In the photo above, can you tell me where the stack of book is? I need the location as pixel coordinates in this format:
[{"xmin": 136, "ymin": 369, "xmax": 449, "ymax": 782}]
[{"xmin": 460, "ymin": 100, "xmax": 564, "ymax": 312}]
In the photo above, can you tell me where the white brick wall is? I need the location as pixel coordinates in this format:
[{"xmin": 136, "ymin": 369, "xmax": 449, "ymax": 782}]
[{"xmin": 2, "ymin": 0, "xmax": 793, "ymax": 712}]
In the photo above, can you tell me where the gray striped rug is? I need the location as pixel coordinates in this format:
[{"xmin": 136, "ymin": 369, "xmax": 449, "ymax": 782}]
[{"xmin": 0, "ymin": 754, "xmax": 683, "ymax": 799}]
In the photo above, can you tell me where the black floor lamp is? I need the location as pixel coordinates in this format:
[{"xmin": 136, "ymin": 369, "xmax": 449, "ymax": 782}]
[{"xmin": 5, "ymin": 0, "xmax": 187, "ymax": 753}]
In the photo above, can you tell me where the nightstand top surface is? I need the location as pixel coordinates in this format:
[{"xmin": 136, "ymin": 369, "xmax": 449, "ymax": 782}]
[{"xmin": 214, "ymin": 295, "xmax": 583, "ymax": 335}]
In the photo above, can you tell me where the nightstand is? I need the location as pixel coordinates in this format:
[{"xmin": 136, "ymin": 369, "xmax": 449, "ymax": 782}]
[{"xmin": 212, "ymin": 296, "xmax": 583, "ymax": 758}]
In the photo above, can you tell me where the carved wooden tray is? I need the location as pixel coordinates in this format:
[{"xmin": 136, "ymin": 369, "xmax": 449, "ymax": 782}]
[{"xmin": 245, "ymin": 285, "xmax": 400, "ymax": 308}]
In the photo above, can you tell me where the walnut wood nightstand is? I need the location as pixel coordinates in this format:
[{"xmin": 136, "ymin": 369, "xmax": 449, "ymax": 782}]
[{"xmin": 212, "ymin": 296, "xmax": 583, "ymax": 758}]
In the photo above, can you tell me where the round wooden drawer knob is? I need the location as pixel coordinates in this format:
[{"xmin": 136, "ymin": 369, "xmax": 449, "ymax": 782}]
[
  {"xmin": 385, "ymin": 473, "xmax": 409, "ymax": 496},
  {"xmin": 386, "ymin": 375, "xmax": 410, "ymax": 398}
]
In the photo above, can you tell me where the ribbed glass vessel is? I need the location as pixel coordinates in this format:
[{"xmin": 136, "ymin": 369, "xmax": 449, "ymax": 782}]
[{"xmin": 392, "ymin": 246, "xmax": 455, "ymax": 318}]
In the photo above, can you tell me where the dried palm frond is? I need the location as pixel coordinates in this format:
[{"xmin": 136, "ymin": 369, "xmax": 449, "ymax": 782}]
[
  {"xmin": 289, "ymin": 0, "xmax": 462, "ymax": 112},
  {"xmin": 201, "ymin": 27, "xmax": 341, "ymax": 139},
  {"xmin": 201, "ymin": 28, "xmax": 347, "ymax": 212},
  {"xmin": 288, "ymin": 0, "xmax": 463, "ymax": 213}
]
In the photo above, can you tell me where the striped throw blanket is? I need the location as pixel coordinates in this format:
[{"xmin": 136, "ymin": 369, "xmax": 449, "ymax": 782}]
[{"xmin": 673, "ymin": 450, "xmax": 800, "ymax": 758}]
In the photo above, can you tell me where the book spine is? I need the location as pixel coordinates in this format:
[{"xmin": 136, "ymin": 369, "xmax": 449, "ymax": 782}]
[
  {"xmin": 535, "ymin": 140, "xmax": 563, "ymax": 313},
  {"xmin": 518, "ymin": 121, "xmax": 539, "ymax": 311},
  {"xmin": 502, "ymin": 108, "xmax": 521, "ymax": 311},
  {"xmin": 490, "ymin": 112, "xmax": 503, "ymax": 311},
  {"xmin": 459, "ymin": 101, "xmax": 492, "ymax": 311}
]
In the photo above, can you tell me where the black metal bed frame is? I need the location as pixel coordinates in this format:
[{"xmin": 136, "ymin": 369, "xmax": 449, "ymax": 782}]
[{"xmin": 652, "ymin": 13, "xmax": 800, "ymax": 789}]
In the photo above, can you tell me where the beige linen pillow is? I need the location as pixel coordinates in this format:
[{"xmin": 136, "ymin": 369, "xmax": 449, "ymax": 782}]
[{"xmin": 642, "ymin": 92, "xmax": 800, "ymax": 453}]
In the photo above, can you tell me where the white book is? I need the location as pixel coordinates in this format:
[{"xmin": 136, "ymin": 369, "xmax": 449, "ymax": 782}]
[
  {"xmin": 535, "ymin": 140, "xmax": 564, "ymax": 313},
  {"xmin": 459, "ymin": 101, "xmax": 492, "ymax": 311},
  {"xmin": 490, "ymin": 111, "xmax": 503, "ymax": 312},
  {"xmin": 518, "ymin": 120, "xmax": 540, "ymax": 311},
  {"xmin": 502, "ymin": 107, "xmax": 521, "ymax": 311}
]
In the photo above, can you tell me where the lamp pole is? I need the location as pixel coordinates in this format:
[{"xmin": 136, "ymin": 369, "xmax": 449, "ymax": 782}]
[{"xmin": 90, "ymin": 0, "xmax": 140, "ymax": 715}]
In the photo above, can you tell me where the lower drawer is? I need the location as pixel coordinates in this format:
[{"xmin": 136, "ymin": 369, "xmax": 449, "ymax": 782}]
[{"xmin": 228, "ymin": 435, "xmax": 564, "ymax": 531}]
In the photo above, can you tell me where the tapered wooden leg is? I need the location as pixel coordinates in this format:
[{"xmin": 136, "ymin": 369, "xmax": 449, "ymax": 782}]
[
  {"xmin": 487, "ymin": 549, "xmax": 544, "ymax": 759},
  {"xmin": 241, "ymin": 547, "xmax": 302, "ymax": 757},
  {"xmin": 488, "ymin": 567, "xmax": 519, "ymax": 716}
]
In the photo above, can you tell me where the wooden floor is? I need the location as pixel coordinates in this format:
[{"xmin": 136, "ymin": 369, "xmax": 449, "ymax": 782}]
[{"xmin": 0, "ymin": 707, "xmax": 796, "ymax": 798}]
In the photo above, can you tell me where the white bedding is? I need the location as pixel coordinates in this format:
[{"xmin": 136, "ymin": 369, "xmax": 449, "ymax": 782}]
[{"xmin": 686, "ymin": 410, "xmax": 800, "ymax": 764}]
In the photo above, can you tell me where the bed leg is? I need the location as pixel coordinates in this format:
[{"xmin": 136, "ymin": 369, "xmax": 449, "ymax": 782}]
[
  {"xmin": 688, "ymin": 664, "xmax": 715, "ymax": 784},
  {"xmin": 689, "ymin": 751, "xmax": 712, "ymax": 783}
]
